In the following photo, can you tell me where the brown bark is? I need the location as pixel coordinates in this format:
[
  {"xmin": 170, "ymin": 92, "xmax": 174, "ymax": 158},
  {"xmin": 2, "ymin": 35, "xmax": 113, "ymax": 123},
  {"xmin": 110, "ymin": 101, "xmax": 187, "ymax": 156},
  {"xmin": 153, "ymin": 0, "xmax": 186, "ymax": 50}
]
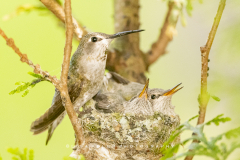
[
  {"xmin": 0, "ymin": 28, "xmax": 60, "ymax": 87},
  {"xmin": 145, "ymin": 1, "xmax": 179, "ymax": 67},
  {"xmin": 107, "ymin": 0, "xmax": 146, "ymax": 84},
  {"xmin": 40, "ymin": 0, "xmax": 88, "ymax": 40},
  {"xmin": 39, "ymin": 0, "xmax": 181, "ymax": 84},
  {"xmin": 60, "ymin": 0, "xmax": 85, "ymax": 147}
]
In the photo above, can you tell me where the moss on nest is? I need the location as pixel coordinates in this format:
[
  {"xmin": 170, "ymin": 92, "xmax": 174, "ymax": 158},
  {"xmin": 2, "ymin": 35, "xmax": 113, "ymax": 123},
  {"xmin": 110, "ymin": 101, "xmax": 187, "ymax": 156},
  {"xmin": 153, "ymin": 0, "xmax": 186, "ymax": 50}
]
[{"xmin": 78, "ymin": 99, "xmax": 180, "ymax": 159}]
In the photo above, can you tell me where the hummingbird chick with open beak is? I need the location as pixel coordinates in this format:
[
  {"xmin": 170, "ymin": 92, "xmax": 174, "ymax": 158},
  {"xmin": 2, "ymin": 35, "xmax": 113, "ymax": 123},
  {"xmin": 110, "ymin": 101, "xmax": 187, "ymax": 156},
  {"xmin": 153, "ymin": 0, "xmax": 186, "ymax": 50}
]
[
  {"xmin": 123, "ymin": 79, "xmax": 154, "ymax": 116},
  {"xmin": 94, "ymin": 79, "xmax": 154, "ymax": 116},
  {"xmin": 148, "ymin": 83, "xmax": 183, "ymax": 116},
  {"xmin": 95, "ymin": 74, "xmax": 182, "ymax": 117},
  {"xmin": 30, "ymin": 30, "xmax": 144, "ymax": 145}
]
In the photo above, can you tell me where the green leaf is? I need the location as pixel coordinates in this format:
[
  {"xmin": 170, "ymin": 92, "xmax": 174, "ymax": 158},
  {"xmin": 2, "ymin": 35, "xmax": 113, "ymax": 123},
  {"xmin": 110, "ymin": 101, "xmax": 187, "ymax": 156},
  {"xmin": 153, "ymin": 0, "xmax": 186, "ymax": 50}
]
[
  {"xmin": 28, "ymin": 72, "xmax": 42, "ymax": 79},
  {"xmin": 0, "ymin": 154, "xmax": 2, "ymax": 160},
  {"xmin": 225, "ymin": 127, "xmax": 240, "ymax": 139},
  {"xmin": 7, "ymin": 148, "xmax": 34, "ymax": 160},
  {"xmin": 7, "ymin": 148, "xmax": 21, "ymax": 156},
  {"xmin": 28, "ymin": 150, "xmax": 34, "ymax": 160},
  {"xmin": 188, "ymin": 115, "xmax": 199, "ymax": 122},
  {"xmin": 211, "ymin": 95, "xmax": 221, "ymax": 102},
  {"xmin": 9, "ymin": 71, "xmax": 47, "ymax": 96},
  {"xmin": 180, "ymin": 13, "xmax": 187, "ymax": 27},
  {"xmin": 63, "ymin": 156, "xmax": 78, "ymax": 160},
  {"xmin": 186, "ymin": 0, "xmax": 193, "ymax": 16},
  {"xmin": 205, "ymin": 114, "xmax": 231, "ymax": 126},
  {"xmin": 3, "ymin": 4, "xmax": 48, "ymax": 21},
  {"xmin": 162, "ymin": 114, "xmax": 240, "ymax": 160},
  {"xmin": 22, "ymin": 89, "xmax": 30, "ymax": 97}
]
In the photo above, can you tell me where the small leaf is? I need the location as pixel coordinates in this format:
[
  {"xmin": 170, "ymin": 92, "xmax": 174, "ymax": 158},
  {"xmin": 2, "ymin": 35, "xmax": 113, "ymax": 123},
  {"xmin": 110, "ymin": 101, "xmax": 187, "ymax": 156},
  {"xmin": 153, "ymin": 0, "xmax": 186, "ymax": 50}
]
[
  {"xmin": 188, "ymin": 115, "xmax": 199, "ymax": 122},
  {"xmin": 28, "ymin": 72, "xmax": 42, "ymax": 79},
  {"xmin": 205, "ymin": 114, "xmax": 231, "ymax": 126},
  {"xmin": 29, "ymin": 149, "xmax": 34, "ymax": 160},
  {"xmin": 180, "ymin": 13, "xmax": 187, "ymax": 27},
  {"xmin": 63, "ymin": 156, "xmax": 78, "ymax": 160},
  {"xmin": 9, "ymin": 89, "xmax": 17, "ymax": 95},
  {"xmin": 7, "ymin": 148, "xmax": 21, "ymax": 156},
  {"xmin": 211, "ymin": 95, "xmax": 220, "ymax": 102},
  {"xmin": 186, "ymin": 0, "xmax": 193, "ymax": 16},
  {"xmin": 15, "ymin": 81, "xmax": 24, "ymax": 85},
  {"xmin": 225, "ymin": 127, "xmax": 240, "ymax": 139},
  {"xmin": 22, "ymin": 89, "xmax": 30, "ymax": 97}
]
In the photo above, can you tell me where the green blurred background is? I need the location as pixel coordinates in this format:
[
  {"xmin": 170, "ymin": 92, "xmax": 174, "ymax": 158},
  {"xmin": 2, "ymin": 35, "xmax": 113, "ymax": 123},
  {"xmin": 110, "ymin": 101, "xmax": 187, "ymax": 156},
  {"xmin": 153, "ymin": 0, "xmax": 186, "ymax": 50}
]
[{"xmin": 1, "ymin": 0, "xmax": 240, "ymax": 159}]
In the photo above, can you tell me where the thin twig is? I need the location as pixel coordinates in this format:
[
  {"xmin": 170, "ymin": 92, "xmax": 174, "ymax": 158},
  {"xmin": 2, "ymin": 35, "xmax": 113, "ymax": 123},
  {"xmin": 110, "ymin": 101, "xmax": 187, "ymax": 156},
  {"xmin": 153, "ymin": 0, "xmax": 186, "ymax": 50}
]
[
  {"xmin": 184, "ymin": 0, "xmax": 226, "ymax": 160},
  {"xmin": 60, "ymin": 0, "xmax": 84, "ymax": 147},
  {"xmin": 40, "ymin": 0, "xmax": 88, "ymax": 40},
  {"xmin": 145, "ymin": 1, "xmax": 180, "ymax": 67},
  {"xmin": 0, "ymin": 28, "xmax": 60, "ymax": 88}
]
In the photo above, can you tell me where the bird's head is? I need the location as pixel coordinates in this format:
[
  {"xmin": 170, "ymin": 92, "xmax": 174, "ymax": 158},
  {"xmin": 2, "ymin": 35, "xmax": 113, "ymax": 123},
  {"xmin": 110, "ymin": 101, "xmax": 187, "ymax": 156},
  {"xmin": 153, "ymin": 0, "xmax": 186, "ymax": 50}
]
[
  {"xmin": 148, "ymin": 83, "xmax": 183, "ymax": 115},
  {"xmin": 77, "ymin": 30, "xmax": 144, "ymax": 57}
]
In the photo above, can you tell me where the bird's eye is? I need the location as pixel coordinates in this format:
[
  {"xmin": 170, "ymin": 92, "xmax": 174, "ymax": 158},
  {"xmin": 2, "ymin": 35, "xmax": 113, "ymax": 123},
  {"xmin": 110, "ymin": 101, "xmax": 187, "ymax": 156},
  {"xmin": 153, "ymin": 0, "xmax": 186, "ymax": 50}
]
[
  {"xmin": 91, "ymin": 37, "xmax": 98, "ymax": 42},
  {"xmin": 151, "ymin": 95, "xmax": 156, "ymax": 99}
]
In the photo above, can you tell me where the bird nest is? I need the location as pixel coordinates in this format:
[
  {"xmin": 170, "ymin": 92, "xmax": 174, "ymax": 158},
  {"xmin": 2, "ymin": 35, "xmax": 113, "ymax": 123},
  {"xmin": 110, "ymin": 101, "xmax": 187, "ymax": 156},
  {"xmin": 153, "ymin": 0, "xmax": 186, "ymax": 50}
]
[{"xmin": 72, "ymin": 99, "xmax": 180, "ymax": 160}]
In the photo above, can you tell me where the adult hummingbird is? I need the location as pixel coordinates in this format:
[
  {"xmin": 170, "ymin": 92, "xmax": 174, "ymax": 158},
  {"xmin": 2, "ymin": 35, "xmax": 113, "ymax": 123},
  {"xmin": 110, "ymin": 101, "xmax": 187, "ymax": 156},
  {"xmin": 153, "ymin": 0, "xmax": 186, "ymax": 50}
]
[{"xmin": 30, "ymin": 30, "xmax": 144, "ymax": 145}]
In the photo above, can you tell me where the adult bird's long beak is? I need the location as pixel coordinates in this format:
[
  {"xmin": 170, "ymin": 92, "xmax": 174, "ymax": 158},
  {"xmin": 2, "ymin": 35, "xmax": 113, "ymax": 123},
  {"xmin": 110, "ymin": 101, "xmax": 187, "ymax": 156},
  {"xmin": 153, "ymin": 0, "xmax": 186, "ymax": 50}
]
[
  {"xmin": 107, "ymin": 29, "xmax": 144, "ymax": 39},
  {"xmin": 163, "ymin": 83, "xmax": 183, "ymax": 96},
  {"xmin": 138, "ymin": 79, "xmax": 149, "ymax": 99}
]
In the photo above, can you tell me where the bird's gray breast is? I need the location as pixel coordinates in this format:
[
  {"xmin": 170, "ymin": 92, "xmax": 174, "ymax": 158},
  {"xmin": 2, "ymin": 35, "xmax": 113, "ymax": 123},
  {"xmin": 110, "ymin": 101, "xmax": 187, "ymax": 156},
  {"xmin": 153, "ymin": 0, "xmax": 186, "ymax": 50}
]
[{"xmin": 72, "ymin": 56, "xmax": 107, "ymax": 110}]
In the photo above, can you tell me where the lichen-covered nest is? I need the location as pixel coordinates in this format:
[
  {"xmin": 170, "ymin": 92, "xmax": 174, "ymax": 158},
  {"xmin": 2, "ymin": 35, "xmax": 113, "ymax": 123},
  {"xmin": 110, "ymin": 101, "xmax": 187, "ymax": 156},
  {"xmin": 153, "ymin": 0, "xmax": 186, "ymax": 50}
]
[{"xmin": 73, "ymin": 100, "xmax": 180, "ymax": 160}]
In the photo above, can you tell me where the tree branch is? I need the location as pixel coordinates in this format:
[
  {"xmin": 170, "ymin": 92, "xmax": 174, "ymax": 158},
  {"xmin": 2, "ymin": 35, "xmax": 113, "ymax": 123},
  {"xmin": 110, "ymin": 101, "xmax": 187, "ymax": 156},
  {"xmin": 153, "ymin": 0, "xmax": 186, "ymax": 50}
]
[
  {"xmin": 0, "ymin": 0, "xmax": 85, "ymax": 150},
  {"xmin": 40, "ymin": 0, "xmax": 88, "ymax": 40},
  {"xmin": 0, "ymin": 28, "xmax": 60, "ymax": 88},
  {"xmin": 60, "ymin": 0, "xmax": 84, "ymax": 147},
  {"xmin": 184, "ymin": 0, "xmax": 226, "ymax": 159},
  {"xmin": 145, "ymin": 1, "xmax": 180, "ymax": 67},
  {"xmin": 106, "ymin": 0, "xmax": 147, "ymax": 83}
]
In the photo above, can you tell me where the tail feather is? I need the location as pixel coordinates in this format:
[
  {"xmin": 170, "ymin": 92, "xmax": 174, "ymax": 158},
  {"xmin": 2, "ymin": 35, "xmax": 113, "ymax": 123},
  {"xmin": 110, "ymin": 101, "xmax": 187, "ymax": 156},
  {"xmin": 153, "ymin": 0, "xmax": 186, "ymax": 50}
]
[
  {"xmin": 30, "ymin": 91, "xmax": 65, "ymax": 144},
  {"xmin": 30, "ymin": 81, "xmax": 83, "ymax": 145}
]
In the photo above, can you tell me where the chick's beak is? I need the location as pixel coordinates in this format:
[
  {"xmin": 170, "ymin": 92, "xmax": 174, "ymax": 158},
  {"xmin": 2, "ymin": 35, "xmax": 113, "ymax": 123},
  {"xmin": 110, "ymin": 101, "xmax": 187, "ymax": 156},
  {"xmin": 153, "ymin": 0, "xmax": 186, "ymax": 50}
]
[
  {"xmin": 163, "ymin": 83, "xmax": 183, "ymax": 96},
  {"xmin": 107, "ymin": 29, "xmax": 144, "ymax": 39},
  {"xmin": 138, "ymin": 79, "xmax": 149, "ymax": 100}
]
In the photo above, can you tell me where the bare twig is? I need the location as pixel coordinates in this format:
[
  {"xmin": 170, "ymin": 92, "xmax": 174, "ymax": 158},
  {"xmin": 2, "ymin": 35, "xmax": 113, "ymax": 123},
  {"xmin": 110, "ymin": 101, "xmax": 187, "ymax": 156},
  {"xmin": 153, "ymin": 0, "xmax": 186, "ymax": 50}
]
[
  {"xmin": 145, "ymin": 1, "xmax": 180, "ymax": 67},
  {"xmin": 184, "ymin": 0, "xmax": 226, "ymax": 159},
  {"xmin": 0, "ymin": 0, "xmax": 85, "ymax": 149},
  {"xmin": 0, "ymin": 28, "xmax": 60, "ymax": 87},
  {"xmin": 60, "ymin": 0, "xmax": 84, "ymax": 146},
  {"xmin": 40, "ymin": 0, "xmax": 88, "ymax": 40}
]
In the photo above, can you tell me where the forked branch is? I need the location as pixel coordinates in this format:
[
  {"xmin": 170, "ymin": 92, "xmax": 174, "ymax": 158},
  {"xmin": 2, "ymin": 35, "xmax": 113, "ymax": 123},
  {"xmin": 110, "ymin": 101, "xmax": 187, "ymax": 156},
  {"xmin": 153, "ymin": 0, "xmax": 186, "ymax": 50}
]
[
  {"xmin": 145, "ymin": 1, "xmax": 181, "ymax": 67},
  {"xmin": 40, "ymin": 0, "xmax": 88, "ymax": 40},
  {"xmin": 0, "ymin": 28, "xmax": 60, "ymax": 88},
  {"xmin": 0, "ymin": 0, "xmax": 85, "ymax": 149}
]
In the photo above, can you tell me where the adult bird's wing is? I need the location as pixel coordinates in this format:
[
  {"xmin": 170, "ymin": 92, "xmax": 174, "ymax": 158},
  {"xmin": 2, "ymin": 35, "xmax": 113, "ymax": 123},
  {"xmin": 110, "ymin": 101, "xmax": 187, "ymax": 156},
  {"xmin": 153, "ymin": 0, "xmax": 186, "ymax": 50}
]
[{"xmin": 30, "ymin": 82, "xmax": 83, "ymax": 145}]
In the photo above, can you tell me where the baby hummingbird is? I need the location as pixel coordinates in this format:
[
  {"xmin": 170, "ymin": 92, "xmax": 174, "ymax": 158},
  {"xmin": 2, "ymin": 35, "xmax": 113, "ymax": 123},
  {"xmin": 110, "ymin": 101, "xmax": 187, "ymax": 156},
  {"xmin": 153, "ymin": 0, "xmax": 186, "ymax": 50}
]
[
  {"xmin": 30, "ymin": 30, "xmax": 144, "ymax": 145},
  {"xmin": 94, "ymin": 79, "xmax": 154, "ymax": 116},
  {"xmin": 95, "ymin": 73, "xmax": 183, "ymax": 117}
]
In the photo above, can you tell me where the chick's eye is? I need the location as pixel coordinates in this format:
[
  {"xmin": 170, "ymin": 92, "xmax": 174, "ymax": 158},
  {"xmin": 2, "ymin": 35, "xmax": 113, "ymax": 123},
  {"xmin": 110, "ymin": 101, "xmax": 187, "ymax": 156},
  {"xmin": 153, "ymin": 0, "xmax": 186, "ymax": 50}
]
[
  {"xmin": 151, "ymin": 95, "xmax": 156, "ymax": 99},
  {"xmin": 91, "ymin": 37, "xmax": 98, "ymax": 42}
]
